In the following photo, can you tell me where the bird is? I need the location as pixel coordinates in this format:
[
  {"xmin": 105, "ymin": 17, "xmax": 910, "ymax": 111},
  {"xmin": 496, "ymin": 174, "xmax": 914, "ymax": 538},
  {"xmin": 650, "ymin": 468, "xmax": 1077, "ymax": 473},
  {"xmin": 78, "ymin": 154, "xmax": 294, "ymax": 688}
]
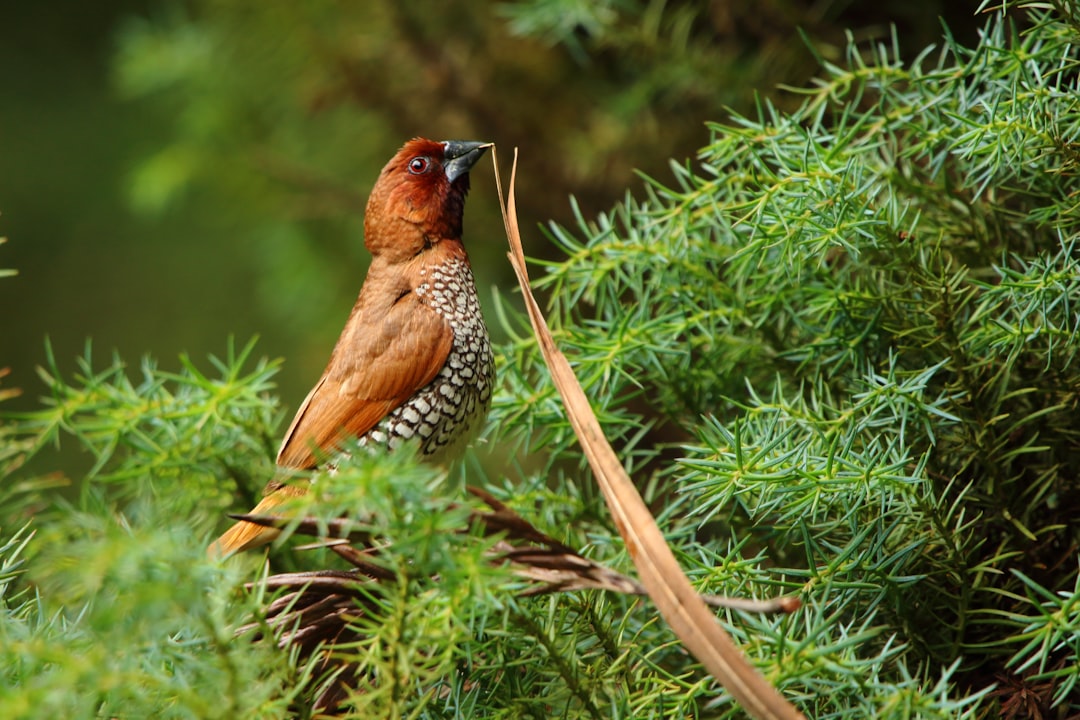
[{"xmin": 210, "ymin": 138, "xmax": 495, "ymax": 557}]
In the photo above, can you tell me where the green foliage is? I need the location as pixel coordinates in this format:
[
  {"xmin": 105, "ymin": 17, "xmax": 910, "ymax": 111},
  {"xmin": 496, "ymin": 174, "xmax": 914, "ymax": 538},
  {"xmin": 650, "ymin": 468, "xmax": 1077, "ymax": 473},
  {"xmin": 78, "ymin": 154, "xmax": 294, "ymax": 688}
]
[
  {"xmin": 4, "ymin": 1, "xmax": 1080, "ymax": 718},
  {"xmin": 6, "ymin": 337, "xmax": 281, "ymax": 516},
  {"xmin": 0, "ymin": 340, "xmax": 298, "ymax": 718},
  {"xmin": 491, "ymin": 1, "xmax": 1080, "ymax": 716},
  {"xmin": 0, "ymin": 514, "xmax": 300, "ymax": 719}
]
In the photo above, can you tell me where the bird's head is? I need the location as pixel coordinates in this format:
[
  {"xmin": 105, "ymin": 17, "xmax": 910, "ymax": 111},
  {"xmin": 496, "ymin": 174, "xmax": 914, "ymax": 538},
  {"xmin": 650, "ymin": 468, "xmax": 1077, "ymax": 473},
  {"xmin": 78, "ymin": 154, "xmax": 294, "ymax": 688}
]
[{"xmin": 364, "ymin": 138, "xmax": 491, "ymax": 261}]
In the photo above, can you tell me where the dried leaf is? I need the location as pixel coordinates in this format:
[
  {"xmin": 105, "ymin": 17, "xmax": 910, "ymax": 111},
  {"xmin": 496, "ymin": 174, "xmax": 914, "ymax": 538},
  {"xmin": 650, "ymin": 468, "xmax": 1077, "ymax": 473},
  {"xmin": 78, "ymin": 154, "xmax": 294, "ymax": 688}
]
[{"xmin": 490, "ymin": 147, "xmax": 805, "ymax": 720}]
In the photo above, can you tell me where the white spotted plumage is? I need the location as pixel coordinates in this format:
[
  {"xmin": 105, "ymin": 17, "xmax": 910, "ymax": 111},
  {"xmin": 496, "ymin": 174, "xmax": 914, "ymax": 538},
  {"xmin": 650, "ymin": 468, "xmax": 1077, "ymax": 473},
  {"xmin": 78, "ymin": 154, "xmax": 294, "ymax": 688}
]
[{"xmin": 356, "ymin": 255, "xmax": 494, "ymax": 462}]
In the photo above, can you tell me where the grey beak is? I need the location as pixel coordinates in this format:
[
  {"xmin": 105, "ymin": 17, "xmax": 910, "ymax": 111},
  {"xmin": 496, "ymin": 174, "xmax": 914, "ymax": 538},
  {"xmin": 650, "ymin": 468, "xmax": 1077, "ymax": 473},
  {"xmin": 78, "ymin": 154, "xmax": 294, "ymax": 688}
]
[{"xmin": 442, "ymin": 140, "xmax": 492, "ymax": 183}]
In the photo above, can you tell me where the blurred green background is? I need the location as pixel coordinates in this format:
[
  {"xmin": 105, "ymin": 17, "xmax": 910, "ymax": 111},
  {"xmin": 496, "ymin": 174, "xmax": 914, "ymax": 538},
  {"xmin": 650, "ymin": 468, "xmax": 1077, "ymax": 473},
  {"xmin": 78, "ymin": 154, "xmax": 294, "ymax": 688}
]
[{"xmin": 0, "ymin": 0, "xmax": 979, "ymax": 448}]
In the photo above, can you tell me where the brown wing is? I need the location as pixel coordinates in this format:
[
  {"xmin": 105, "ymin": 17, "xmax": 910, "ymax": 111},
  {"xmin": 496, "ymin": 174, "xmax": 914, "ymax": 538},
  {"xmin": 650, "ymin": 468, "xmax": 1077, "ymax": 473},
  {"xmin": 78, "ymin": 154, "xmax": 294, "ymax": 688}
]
[
  {"xmin": 276, "ymin": 291, "xmax": 453, "ymax": 470},
  {"xmin": 209, "ymin": 289, "xmax": 453, "ymax": 558}
]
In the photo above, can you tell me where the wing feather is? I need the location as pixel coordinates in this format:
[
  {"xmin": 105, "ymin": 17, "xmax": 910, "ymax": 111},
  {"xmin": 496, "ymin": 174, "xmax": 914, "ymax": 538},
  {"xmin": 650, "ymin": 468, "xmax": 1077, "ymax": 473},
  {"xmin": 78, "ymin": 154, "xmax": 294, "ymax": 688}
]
[{"xmin": 276, "ymin": 290, "xmax": 453, "ymax": 469}]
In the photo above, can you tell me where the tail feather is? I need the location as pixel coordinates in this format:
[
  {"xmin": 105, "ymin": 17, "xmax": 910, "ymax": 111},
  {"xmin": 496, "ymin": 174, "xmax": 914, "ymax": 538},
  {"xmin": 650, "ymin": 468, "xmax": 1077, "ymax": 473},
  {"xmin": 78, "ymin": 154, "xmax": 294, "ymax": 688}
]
[{"xmin": 209, "ymin": 490, "xmax": 298, "ymax": 558}]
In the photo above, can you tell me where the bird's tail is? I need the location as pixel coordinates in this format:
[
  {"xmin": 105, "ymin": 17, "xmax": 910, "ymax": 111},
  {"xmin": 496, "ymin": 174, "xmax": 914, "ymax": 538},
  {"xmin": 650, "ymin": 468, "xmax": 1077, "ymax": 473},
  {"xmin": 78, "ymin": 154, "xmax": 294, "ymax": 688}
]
[{"xmin": 208, "ymin": 488, "xmax": 300, "ymax": 558}]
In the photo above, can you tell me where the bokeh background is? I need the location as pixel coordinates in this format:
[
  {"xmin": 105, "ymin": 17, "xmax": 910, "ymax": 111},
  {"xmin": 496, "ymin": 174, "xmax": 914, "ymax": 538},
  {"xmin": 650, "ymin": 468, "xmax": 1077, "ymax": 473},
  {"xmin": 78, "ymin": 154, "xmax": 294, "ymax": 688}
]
[{"xmin": 1, "ymin": 0, "xmax": 980, "ymax": 443}]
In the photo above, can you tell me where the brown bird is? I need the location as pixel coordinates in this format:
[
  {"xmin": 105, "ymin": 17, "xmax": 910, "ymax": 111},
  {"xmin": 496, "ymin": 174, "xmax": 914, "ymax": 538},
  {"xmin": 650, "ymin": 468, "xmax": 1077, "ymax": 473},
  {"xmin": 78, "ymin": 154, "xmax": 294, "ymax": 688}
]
[{"xmin": 210, "ymin": 138, "xmax": 495, "ymax": 556}]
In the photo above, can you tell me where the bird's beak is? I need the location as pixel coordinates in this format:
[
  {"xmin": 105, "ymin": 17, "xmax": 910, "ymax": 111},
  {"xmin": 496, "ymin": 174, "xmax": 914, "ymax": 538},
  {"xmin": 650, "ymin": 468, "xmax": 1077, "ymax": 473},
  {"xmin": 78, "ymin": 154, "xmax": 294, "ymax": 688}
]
[{"xmin": 442, "ymin": 140, "xmax": 493, "ymax": 183}]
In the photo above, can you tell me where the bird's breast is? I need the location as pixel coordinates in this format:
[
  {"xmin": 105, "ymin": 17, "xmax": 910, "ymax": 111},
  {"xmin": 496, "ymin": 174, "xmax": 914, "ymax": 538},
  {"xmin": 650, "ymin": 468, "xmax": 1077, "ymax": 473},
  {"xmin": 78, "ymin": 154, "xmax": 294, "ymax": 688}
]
[{"xmin": 360, "ymin": 254, "xmax": 494, "ymax": 463}]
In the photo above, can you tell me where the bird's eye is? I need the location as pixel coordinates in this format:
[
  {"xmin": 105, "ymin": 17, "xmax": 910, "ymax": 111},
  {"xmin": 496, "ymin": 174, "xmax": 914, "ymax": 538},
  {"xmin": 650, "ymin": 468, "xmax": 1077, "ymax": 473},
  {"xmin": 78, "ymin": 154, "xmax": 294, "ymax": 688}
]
[{"xmin": 408, "ymin": 156, "xmax": 431, "ymax": 174}]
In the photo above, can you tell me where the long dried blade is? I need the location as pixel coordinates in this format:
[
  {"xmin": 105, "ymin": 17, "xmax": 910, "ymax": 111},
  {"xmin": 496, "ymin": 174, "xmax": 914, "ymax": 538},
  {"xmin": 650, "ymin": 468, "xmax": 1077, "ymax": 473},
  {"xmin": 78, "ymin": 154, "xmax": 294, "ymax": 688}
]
[{"xmin": 491, "ymin": 147, "xmax": 804, "ymax": 720}]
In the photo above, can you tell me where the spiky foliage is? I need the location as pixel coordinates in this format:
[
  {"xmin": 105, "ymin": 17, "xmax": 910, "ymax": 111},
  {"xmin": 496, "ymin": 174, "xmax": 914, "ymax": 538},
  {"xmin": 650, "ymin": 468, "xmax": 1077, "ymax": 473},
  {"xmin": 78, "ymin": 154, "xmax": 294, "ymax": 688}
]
[
  {"xmin": 3, "ymin": 1, "xmax": 1080, "ymax": 718},
  {"xmin": 492, "ymin": 1, "xmax": 1080, "ymax": 716}
]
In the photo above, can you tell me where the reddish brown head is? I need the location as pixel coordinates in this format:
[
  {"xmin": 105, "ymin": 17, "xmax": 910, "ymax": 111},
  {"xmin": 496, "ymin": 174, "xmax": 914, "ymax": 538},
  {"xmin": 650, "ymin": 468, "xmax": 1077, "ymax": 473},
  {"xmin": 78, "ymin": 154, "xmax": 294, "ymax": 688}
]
[{"xmin": 363, "ymin": 138, "xmax": 491, "ymax": 262}]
